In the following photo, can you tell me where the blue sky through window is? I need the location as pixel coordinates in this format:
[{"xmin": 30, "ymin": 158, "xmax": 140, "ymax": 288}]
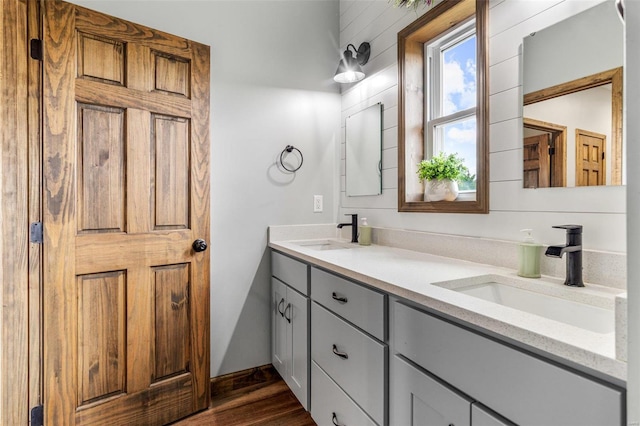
[{"xmin": 440, "ymin": 34, "xmax": 476, "ymax": 177}]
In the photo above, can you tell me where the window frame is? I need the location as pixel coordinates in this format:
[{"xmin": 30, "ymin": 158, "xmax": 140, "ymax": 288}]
[{"xmin": 398, "ymin": 0, "xmax": 488, "ymax": 213}]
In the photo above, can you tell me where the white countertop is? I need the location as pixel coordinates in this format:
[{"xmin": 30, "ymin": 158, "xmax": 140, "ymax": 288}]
[{"xmin": 269, "ymin": 234, "xmax": 626, "ymax": 383}]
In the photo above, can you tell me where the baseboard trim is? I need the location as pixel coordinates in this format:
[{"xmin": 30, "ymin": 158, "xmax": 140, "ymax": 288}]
[{"xmin": 210, "ymin": 364, "xmax": 280, "ymax": 400}]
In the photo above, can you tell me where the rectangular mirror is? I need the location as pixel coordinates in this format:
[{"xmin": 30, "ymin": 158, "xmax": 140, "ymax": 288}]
[
  {"xmin": 345, "ymin": 102, "xmax": 382, "ymax": 196},
  {"xmin": 522, "ymin": 0, "xmax": 623, "ymax": 188}
]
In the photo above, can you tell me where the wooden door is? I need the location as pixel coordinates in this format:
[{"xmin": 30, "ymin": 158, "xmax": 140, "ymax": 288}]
[
  {"xmin": 42, "ymin": 2, "xmax": 210, "ymax": 424},
  {"xmin": 523, "ymin": 134, "xmax": 550, "ymax": 188},
  {"xmin": 576, "ymin": 129, "xmax": 606, "ymax": 186}
]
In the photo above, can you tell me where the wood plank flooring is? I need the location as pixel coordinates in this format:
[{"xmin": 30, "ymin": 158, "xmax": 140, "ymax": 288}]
[{"xmin": 172, "ymin": 365, "xmax": 316, "ymax": 426}]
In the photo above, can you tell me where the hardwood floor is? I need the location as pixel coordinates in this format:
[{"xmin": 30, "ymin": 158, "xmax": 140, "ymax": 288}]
[{"xmin": 172, "ymin": 365, "xmax": 316, "ymax": 426}]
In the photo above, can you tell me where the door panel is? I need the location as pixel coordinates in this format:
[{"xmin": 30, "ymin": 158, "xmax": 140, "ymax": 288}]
[
  {"xmin": 77, "ymin": 104, "xmax": 126, "ymax": 233},
  {"xmin": 77, "ymin": 271, "xmax": 127, "ymax": 406},
  {"xmin": 153, "ymin": 114, "xmax": 190, "ymax": 229},
  {"xmin": 523, "ymin": 133, "xmax": 550, "ymax": 188},
  {"xmin": 43, "ymin": 2, "xmax": 210, "ymax": 424},
  {"xmin": 153, "ymin": 264, "xmax": 191, "ymax": 381},
  {"xmin": 576, "ymin": 129, "xmax": 606, "ymax": 186}
]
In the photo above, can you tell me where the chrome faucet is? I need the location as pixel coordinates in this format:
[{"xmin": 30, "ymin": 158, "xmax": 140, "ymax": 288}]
[
  {"xmin": 544, "ymin": 225, "xmax": 584, "ymax": 287},
  {"xmin": 337, "ymin": 214, "xmax": 358, "ymax": 243}
]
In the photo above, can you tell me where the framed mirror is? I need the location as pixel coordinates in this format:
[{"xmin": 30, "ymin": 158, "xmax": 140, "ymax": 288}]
[
  {"xmin": 522, "ymin": 0, "xmax": 624, "ymax": 188},
  {"xmin": 345, "ymin": 102, "xmax": 382, "ymax": 196}
]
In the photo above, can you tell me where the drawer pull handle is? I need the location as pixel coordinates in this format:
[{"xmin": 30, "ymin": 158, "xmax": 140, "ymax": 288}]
[
  {"xmin": 332, "ymin": 412, "xmax": 345, "ymax": 426},
  {"xmin": 284, "ymin": 303, "xmax": 292, "ymax": 323},
  {"xmin": 277, "ymin": 298, "xmax": 285, "ymax": 317},
  {"xmin": 332, "ymin": 292, "xmax": 348, "ymax": 303},
  {"xmin": 332, "ymin": 344, "xmax": 348, "ymax": 359}
]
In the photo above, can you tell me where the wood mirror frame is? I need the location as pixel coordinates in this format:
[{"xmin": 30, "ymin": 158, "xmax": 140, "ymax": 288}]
[{"xmin": 397, "ymin": 0, "xmax": 488, "ymax": 213}]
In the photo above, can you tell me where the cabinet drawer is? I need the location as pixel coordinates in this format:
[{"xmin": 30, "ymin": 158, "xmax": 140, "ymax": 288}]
[
  {"xmin": 393, "ymin": 301, "xmax": 624, "ymax": 426},
  {"xmin": 311, "ymin": 361, "xmax": 377, "ymax": 426},
  {"xmin": 272, "ymin": 251, "xmax": 308, "ymax": 295},
  {"xmin": 311, "ymin": 267, "xmax": 385, "ymax": 340},
  {"xmin": 312, "ymin": 302, "xmax": 385, "ymax": 425}
]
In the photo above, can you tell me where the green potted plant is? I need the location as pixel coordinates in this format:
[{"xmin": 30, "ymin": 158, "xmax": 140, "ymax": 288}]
[{"xmin": 417, "ymin": 152, "xmax": 469, "ymax": 201}]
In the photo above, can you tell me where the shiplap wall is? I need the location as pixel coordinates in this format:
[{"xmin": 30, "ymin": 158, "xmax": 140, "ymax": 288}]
[{"xmin": 338, "ymin": 0, "xmax": 626, "ymax": 252}]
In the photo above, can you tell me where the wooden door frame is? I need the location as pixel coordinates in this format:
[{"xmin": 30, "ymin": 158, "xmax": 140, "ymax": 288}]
[
  {"xmin": 1, "ymin": 0, "xmax": 42, "ymax": 424},
  {"xmin": 523, "ymin": 117, "xmax": 567, "ymax": 187}
]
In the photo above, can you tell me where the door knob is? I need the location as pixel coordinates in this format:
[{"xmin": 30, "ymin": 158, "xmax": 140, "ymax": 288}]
[{"xmin": 192, "ymin": 239, "xmax": 208, "ymax": 252}]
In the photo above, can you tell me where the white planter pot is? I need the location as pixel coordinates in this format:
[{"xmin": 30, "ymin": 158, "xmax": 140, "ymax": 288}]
[{"xmin": 424, "ymin": 179, "xmax": 459, "ymax": 202}]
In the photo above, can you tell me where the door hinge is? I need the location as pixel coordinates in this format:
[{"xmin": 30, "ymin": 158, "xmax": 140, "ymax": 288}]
[
  {"xmin": 549, "ymin": 147, "xmax": 556, "ymax": 155},
  {"xmin": 30, "ymin": 39, "xmax": 43, "ymax": 61},
  {"xmin": 602, "ymin": 152, "xmax": 606, "ymax": 160},
  {"xmin": 30, "ymin": 222, "xmax": 43, "ymax": 244},
  {"xmin": 30, "ymin": 405, "xmax": 43, "ymax": 426}
]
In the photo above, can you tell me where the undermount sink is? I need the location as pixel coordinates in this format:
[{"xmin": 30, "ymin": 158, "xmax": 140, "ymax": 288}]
[
  {"xmin": 435, "ymin": 275, "xmax": 615, "ymax": 334},
  {"xmin": 294, "ymin": 239, "xmax": 359, "ymax": 251}
]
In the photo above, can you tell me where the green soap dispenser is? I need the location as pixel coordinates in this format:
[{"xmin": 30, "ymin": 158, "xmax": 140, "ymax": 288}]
[
  {"xmin": 359, "ymin": 218, "xmax": 372, "ymax": 246},
  {"xmin": 518, "ymin": 229, "xmax": 542, "ymax": 278}
]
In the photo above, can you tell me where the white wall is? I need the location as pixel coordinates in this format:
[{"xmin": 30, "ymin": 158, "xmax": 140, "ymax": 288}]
[
  {"xmin": 339, "ymin": 0, "xmax": 626, "ymax": 253},
  {"xmin": 69, "ymin": 0, "xmax": 341, "ymax": 376}
]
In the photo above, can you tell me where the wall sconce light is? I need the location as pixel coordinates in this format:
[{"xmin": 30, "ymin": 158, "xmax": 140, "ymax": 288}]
[{"xmin": 334, "ymin": 42, "xmax": 371, "ymax": 84}]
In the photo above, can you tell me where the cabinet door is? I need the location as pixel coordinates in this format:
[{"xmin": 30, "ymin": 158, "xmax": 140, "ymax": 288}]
[
  {"xmin": 271, "ymin": 278, "xmax": 288, "ymax": 377},
  {"xmin": 287, "ymin": 287, "xmax": 309, "ymax": 410},
  {"xmin": 391, "ymin": 355, "xmax": 472, "ymax": 426},
  {"xmin": 472, "ymin": 404, "xmax": 515, "ymax": 426}
]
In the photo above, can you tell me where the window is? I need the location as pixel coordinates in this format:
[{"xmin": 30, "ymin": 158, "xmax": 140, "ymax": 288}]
[
  {"xmin": 398, "ymin": 0, "xmax": 488, "ymax": 213},
  {"xmin": 426, "ymin": 21, "xmax": 476, "ymax": 192}
]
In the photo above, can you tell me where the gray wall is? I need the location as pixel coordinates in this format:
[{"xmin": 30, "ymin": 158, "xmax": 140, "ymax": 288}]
[{"xmin": 70, "ymin": 0, "xmax": 341, "ymax": 376}]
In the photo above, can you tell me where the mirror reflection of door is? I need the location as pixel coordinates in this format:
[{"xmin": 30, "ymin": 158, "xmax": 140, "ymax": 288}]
[
  {"xmin": 521, "ymin": 0, "xmax": 623, "ymax": 187},
  {"xmin": 523, "ymin": 118, "xmax": 566, "ymax": 188},
  {"xmin": 523, "ymin": 134, "xmax": 550, "ymax": 188},
  {"xmin": 576, "ymin": 129, "xmax": 606, "ymax": 186}
]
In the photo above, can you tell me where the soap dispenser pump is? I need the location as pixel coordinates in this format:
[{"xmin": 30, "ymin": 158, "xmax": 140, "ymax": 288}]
[{"xmin": 518, "ymin": 229, "xmax": 542, "ymax": 278}]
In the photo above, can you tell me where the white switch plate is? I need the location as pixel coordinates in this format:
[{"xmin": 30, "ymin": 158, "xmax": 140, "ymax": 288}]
[{"xmin": 313, "ymin": 195, "xmax": 323, "ymax": 213}]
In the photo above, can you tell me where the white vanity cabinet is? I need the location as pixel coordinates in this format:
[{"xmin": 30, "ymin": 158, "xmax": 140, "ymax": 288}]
[
  {"xmin": 392, "ymin": 300, "xmax": 624, "ymax": 426},
  {"xmin": 310, "ymin": 267, "xmax": 387, "ymax": 426},
  {"xmin": 271, "ymin": 252, "xmax": 309, "ymax": 409}
]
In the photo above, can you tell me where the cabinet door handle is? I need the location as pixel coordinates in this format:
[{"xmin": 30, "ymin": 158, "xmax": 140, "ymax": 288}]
[
  {"xmin": 331, "ymin": 292, "xmax": 348, "ymax": 303},
  {"xmin": 284, "ymin": 303, "xmax": 292, "ymax": 323},
  {"xmin": 332, "ymin": 412, "xmax": 345, "ymax": 426},
  {"xmin": 332, "ymin": 344, "xmax": 348, "ymax": 360},
  {"xmin": 277, "ymin": 298, "xmax": 285, "ymax": 317}
]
